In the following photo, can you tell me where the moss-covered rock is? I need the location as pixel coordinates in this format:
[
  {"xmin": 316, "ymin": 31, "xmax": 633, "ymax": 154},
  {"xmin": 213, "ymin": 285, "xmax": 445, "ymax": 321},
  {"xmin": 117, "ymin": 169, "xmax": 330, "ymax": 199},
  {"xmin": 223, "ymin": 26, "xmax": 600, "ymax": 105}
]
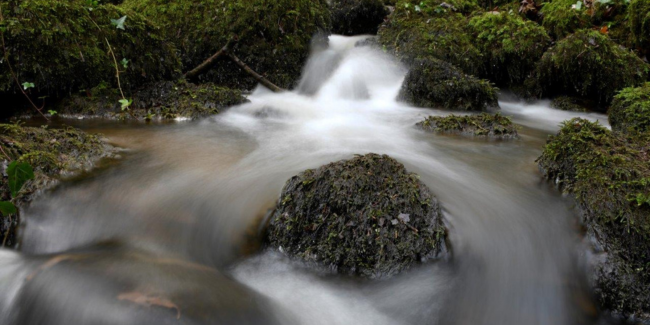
[
  {"xmin": 540, "ymin": 0, "xmax": 629, "ymax": 39},
  {"xmin": 56, "ymin": 80, "xmax": 247, "ymax": 120},
  {"xmin": 400, "ymin": 58, "xmax": 498, "ymax": 111},
  {"xmin": 550, "ymin": 96, "xmax": 589, "ymax": 112},
  {"xmin": 416, "ymin": 113, "xmax": 518, "ymax": 138},
  {"xmin": 527, "ymin": 29, "xmax": 649, "ymax": 107},
  {"xmin": 121, "ymin": 0, "xmax": 331, "ymax": 90},
  {"xmin": 265, "ymin": 153, "xmax": 447, "ymax": 278},
  {"xmin": 378, "ymin": 0, "xmax": 482, "ymax": 75},
  {"xmin": 629, "ymin": 0, "xmax": 650, "ymax": 56},
  {"xmin": 537, "ymin": 118, "xmax": 650, "ymax": 319},
  {"xmin": 468, "ymin": 11, "xmax": 551, "ymax": 85},
  {"xmin": 331, "ymin": 0, "xmax": 389, "ymax": 35},
  {"xmin": 0, "ymin": 123, "xmax": 115, "ymax": 247},
  {"xmin": 0, "ymin": 0, "xmax": 180, "ymax": 98},
  {"xmin": 609, "ymin": 83, "xmax": 650, "ymax": 135}
]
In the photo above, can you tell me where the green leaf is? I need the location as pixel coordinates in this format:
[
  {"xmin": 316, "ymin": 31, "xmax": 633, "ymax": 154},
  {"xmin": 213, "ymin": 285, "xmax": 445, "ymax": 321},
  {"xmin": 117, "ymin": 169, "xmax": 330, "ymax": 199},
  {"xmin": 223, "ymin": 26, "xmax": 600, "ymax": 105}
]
[
  {"xmin": 7, "ymin": 161, "xmax": 35, "ymax": 198},
  {"xmin": 120, "ymin": 58, "xmax": 129, "ymax": 69},
  {"xmin": 22, "ymin": 82, "xmax": 35, "ymax": 90},
  {"xmin": 0, "ymin": 201, "xmax": 17, "ymax": 216},
  {"xmin": 111, "ymin": 15, "xmax": 127, "ymax": 30},
  {"xmin": 47, "ymin": 110, "xmax": 57, "ymax": 116},
  {"xmin": 574, "ymin": 1, "xmax": 582, "ymax": 10},
  {"xmin": 119, "ymin": 98, "xmax": 133, "ymax": 110}
]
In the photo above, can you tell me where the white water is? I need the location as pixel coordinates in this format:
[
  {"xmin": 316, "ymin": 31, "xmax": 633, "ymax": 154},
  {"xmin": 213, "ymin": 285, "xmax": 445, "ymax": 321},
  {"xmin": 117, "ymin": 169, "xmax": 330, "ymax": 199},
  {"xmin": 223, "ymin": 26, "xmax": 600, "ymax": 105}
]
[{"xmin": 0, "ymin": 35, "xmax": 610, "ymax": 325}]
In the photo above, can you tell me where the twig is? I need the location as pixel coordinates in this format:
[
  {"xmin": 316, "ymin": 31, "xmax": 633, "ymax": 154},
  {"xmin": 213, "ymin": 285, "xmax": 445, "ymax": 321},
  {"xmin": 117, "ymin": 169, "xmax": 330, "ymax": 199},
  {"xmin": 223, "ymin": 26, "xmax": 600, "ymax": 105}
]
[
  {"xmin": 226, "ymin": 51, "xmax": 284, "ymax": 92},
  {"xmin": 184, "ymin": 40, "xmax": 232, "ymax": 79},
  {"xmin": 0, "ymin": 144, "xmax": 11, "ymax": 160},
  {"xmin": 105, "ymin": 38, "xmax": 125, "ymax": 99},
  {"xmin": 0, "ymin": 3, "xmax": 49, "ymax": 120}
]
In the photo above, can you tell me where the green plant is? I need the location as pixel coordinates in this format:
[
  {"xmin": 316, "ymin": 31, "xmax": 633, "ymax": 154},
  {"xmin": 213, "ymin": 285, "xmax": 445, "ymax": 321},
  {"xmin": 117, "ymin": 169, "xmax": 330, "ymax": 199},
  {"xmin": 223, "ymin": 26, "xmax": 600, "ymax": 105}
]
[{"xmin": 0, "ymin": 161, "xmax": 35, "ymax": 245}]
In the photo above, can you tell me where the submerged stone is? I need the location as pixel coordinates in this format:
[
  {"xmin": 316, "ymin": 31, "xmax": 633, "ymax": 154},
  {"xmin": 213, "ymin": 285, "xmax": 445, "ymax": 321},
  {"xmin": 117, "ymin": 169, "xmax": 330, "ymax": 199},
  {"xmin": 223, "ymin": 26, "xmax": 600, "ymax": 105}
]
[
  {"xmin": 416, "ymin": 113, "xmax": 519, "ymax": 138},
  {"xmin": 331, "ymin": 0, "xmax": 389, "ymax": 36},
  {"xmin": 400, "ymin": 58, "xmax": 498, "ymax": 111},
  {"xmin": 265, "ymin": 154, "xmax": 447, "ymax": 278}
]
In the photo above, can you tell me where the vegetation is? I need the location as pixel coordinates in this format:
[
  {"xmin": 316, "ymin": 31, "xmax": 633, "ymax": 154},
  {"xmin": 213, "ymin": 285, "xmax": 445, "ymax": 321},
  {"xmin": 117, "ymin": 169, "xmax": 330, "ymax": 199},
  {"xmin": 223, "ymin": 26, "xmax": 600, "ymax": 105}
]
[
  {"xmin": 527, "ymin": 29, "xmax": 649, "ymax": 107},
  {"xmin": 550, "ymin": 96, "xmax": 588, "ymax": 112},
  {"xmin": 416, "ymin": 113, "xmax": 519, "ymax": 138},
  {"xmin": 121, "ymin": 0, "xmax": 331, "ymax": 90},
  {"xmin": 399, "ymin": 58, "xmax": 498, "ymax": 111},
  {"xmin": 266, "ymin": 154, "xmax": 447, "ymax": 278},
  {"xmin": 468, "ymin": 11, "xmax": 551, "ymax": 85},
  {"xmin": 629, "ymin": 0, "xmax": 650, "ymax": 56},
  {"xmin": 0, "ymin": 0, "xmax": 180, "ymax": 97},
  {"xmin": 540, "ymin": 0, "xmax": 630, "ymax": 39},
  {"xmin": 331, "ymin": 0, "xmax": 388, "ymax": 36},
  {"xmin": 538, "ymin": 118, "xmax": 650, "ymax": 317},
  {"xmin": 609, "ymin": 83, "xmax": 650, "ymax": 135},
  {"xmin": 57, "ymin": 80, "xmax": 247, "ymax": 120}
]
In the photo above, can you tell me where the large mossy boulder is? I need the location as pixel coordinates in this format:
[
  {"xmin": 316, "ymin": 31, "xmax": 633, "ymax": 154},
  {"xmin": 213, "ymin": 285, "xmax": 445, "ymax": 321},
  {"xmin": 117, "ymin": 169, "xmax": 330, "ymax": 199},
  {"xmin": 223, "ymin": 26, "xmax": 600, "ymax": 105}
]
[
  {"xmin": 609, "ymin": 83, "xmax": 650, "ymax": 135},
  {"xmin": 468, "ymin": 12, "xmax": 551, "ymax": 86},
  {"xmin": 266, "ymin": 154, "xmax": 447, "ymax": 278},
  {"xmin": 56, "ymin": 80, "xmax": 247, "ymax": 120},
  {"xmin": 538, "ymin": 118, "xmax": 650, "ymax": 319},
  {"xmin": 331, "ymin": 0, "xmax": 389, "ymax": 35},
  {"xmin": 417, "ymin": 113, "xmax": 518, "ymax": 138},
  {"xmin": 378, "ymin": 0, "xmax": 482, "ymax": 75},
  {"xmin": 121, "ymin": 0, "xmax": 331, "ymax": 90},
  {"xmin": 0, "ymin": 0, "xmax": 180, "ymax": 98},
  {"xmin": 400, "ymin": 58, "xmax": 498, "ymax": 111},
  {"xmin": 629, "ymin": 0, "xmax": 650, "ymax": 56},
  {"xmin": 527, "ymin": 29, "xmax": 649, "ymax": 107}
]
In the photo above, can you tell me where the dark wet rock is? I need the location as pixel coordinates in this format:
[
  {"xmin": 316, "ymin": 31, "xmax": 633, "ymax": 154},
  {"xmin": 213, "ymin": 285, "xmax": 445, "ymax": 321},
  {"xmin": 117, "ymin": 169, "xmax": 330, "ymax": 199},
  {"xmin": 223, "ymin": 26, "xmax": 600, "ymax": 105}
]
[
  {"xmin": 609, "ymin": 82, "xmax": 650, "ymax": 135},
  {"xmin": 0, "ymin": 124, "xmax": 116, "ymax": 248},
  {"xmin": 550, "ymin": 96, "xmax": 589, "ymax": 112},
  {"xmin": 0, "ymin": 0, "xmax": 180, "ymax": 99},
  {"xmin": 121, "ymin": 0, "xmax": 331, "ymax": 90},
  {"xmin": 265, "ymin": 153, "xmax": 447, "ymax": 278},
  {"xmin": 56, "ymin": 80, "xmax": 248, "ymax": 120},
  {"xmin": 526, "ymin": 29, "xmax": 649, "ymax": 108},
  {"xmin": 399, "ymin": 58, "xmax": 498, "ymax": 111},
  {"xmin": 416, "ymin": 113, "xmax": 519, "ymax": 138},
  {"xmin": 331, "ymin": 0, "xmax": 389, "ymax": 36},
  {"xmin": 537, "ymin": 118, "xmax": 650, "ymax": 321}
]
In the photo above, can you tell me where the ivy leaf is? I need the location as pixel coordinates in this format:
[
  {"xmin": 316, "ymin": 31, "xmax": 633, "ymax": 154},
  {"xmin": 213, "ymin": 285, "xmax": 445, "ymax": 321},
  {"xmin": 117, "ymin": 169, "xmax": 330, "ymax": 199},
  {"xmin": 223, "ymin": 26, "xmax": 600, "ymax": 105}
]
[
  {"xmin": 48, "ymin": 110, "xmax": 58, "ymax": 116},
  {"xmin": 119, "ymin": 98, "xmax": 133, "ymax": 111},
  {"xmin": 111, "ymin": 16, "xmax": 127, "ymax": 30},
  {"xmin": 22, "ymin": 82, "xmax": 35, "ymax": 90},
  {"xmin": 7, "ymin": 161, "xmax": 35, "ymax": 198},
  {"xmin": 120, "ymin": 58, "xmax": 129, "ymax": 69},
  {"xmin": 0, "ymin": 201, "xmax": 17, "ymax": 216}
]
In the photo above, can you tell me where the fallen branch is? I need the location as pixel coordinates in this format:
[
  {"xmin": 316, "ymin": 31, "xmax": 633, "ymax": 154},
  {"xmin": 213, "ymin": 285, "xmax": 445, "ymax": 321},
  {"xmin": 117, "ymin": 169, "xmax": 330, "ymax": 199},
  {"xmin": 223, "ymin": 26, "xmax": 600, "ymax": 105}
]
[
  {"xmin": 0, "ymin": 3, "xmax": 49, "ymax": 120},
  {"xmin": 184, "ymin": 40, "xmax": 232, "ymax": 80},
  {"xmin": 226, "ymin": 51, "xmax": 284, "ymax": 92}
]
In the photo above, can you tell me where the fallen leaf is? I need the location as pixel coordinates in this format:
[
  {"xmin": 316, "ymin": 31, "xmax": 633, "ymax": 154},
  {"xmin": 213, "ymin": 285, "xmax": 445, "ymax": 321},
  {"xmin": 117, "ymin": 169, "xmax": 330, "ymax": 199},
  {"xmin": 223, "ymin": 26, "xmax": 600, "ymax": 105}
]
[
  {"xmin": 600, "ymin": 26, "xmax": 608, "ymax": 34},
  {"xmin": 118, "ymin": 291, "xmax": 181, "ymax": 319}
]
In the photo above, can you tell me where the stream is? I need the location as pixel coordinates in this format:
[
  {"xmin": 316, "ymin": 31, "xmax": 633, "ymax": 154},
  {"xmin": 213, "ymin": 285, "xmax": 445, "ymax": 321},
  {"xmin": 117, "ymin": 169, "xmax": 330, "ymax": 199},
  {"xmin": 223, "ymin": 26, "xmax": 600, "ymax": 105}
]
[{"xmin": 0, "ymin": 35, "xmax": 613, "ymax": 325}]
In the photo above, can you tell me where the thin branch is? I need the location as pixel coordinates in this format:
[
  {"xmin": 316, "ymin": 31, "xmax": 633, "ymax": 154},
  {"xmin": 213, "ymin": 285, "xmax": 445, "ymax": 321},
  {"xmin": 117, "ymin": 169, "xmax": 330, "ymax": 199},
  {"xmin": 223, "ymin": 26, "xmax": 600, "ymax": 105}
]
[
  {"xmin": 0, "ymin": 3, "xmax": 49, "ymax": 120},
  {"xmin": 0, "ymin": 144, "xmax": 11, "ymax": 160},
  {"xmin": 105, "ymin": 38, "xmax": 125, "ymax": 99},
  {"xmin": 184, "ymin": 40, "xmax": 232, "ymax": 79},
  {"xmin": 226, "ymin": 51, "xmax": 284, "ymax": 93}
]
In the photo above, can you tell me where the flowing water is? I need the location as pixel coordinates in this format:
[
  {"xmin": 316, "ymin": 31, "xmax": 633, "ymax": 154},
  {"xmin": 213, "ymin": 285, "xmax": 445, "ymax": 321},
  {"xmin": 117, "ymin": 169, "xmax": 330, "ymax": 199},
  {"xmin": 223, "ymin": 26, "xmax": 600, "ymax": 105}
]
[{"xmin": 0, "ymin": 35, "xmax": 614, "ymax": 325}]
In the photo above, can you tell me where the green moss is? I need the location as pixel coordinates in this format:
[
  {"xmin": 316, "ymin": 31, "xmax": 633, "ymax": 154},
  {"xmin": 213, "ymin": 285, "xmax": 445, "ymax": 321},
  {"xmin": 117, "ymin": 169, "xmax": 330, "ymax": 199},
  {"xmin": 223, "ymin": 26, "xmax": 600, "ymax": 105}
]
[
  {"xmin": 628, "ymin": 0, "xmax": 650, "ymax": 56},
  {"xmin": 550, "ymin": 96, "xmax": 588, "ymax": 112},
  {"xmin": 468, "ymin": 11, "xmax": 551, "ymax": 85},
  {"xmin": 121, "ymin": 0, "xmax": 331, "ymax": 90},
  {"xmin": 609, "ymin": 82, "xmax": 650, "ymax": 135},
  {"xmin": 416, "ymin": 113, "xmax": 519, "ymax": 138},
  {"xmin": 527, "ymin": 29, "xmax": 649, "ymax": 107},
  {"xmin": 0, "ymin": 0, "xmax": 180, "ymax": 98},
  {"xmin": 537, "ymin": 118, "xmax": 650, "ymax": 317},
  {"xmin": 540, "ymin": 0, "xmax": 629, "ymax": 39},
  {"xmin": 399, "ymin": 58, "xmax": 498, "ymax": 111},
  {"xmin": 378, "ymin": 0, "xmax": 482, "ymax": 74},
  {"xmin": 57, "ymin": 79, "xmax": 248, "ymax": 120},
  {"xmin": 266, "ymin": 153, "xmax": 447, "ymax": 278},
  {"xmin": 331, "ymin": 0, "xmax": 388, "ymax": 35}
]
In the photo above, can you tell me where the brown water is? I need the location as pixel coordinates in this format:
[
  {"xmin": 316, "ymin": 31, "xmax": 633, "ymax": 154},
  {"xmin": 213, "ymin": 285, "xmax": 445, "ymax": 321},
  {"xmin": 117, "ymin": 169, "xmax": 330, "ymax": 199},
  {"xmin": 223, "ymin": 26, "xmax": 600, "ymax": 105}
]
[{"xmin": 0, "ymin": 35, "xmax": 616, "ymax": 325}]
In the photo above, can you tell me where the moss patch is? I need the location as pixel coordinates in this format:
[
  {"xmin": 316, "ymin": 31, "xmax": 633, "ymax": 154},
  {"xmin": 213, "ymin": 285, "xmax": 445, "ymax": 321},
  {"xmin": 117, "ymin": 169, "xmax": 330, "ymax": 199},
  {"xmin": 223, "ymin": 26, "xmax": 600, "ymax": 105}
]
[
  {"xmin": 527, "ymin": 29, "xmax": 649, "ymax": 107},
  {"xmin": 537, "ymin": 118, "xmax": 650, "ymax": 318},
  {"xmin": 609, "ymin": 83, "xmax": 650, "ymax": 135},
  {"xmin": 468, "ymin": 11, "xmax": 551, "ymax": 85},
  {"xmin": 121, "ymin": 0, "xmax": 331, "ymax": 90},
  {"xmin": 0, "ymin": 0, "xmax": 180, "ymax": 98},
  {"xmin": 331, "ymin": 0, "xmax": 389, "ymax": 35},
  {"xmin": 56, "ymin": 80, "xmax": 247, "ymax": 120},
  {"xmin": 629, "ymin": 0, "xmax": 650, "ymax": 56},
  {"xmin": 265, "ymin": 153, "xmax": 447, "ymax": 278},
  {"xmin": 416, "ymin": 113, "xmax": 518, "ymax": 138},
  {"xmin": 540, "ymin": 0, "xmax": 629, "ymax": 39},
  {"xmin": 399, "ymin": 58, "xmax": 498, "ymax": 111}
]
